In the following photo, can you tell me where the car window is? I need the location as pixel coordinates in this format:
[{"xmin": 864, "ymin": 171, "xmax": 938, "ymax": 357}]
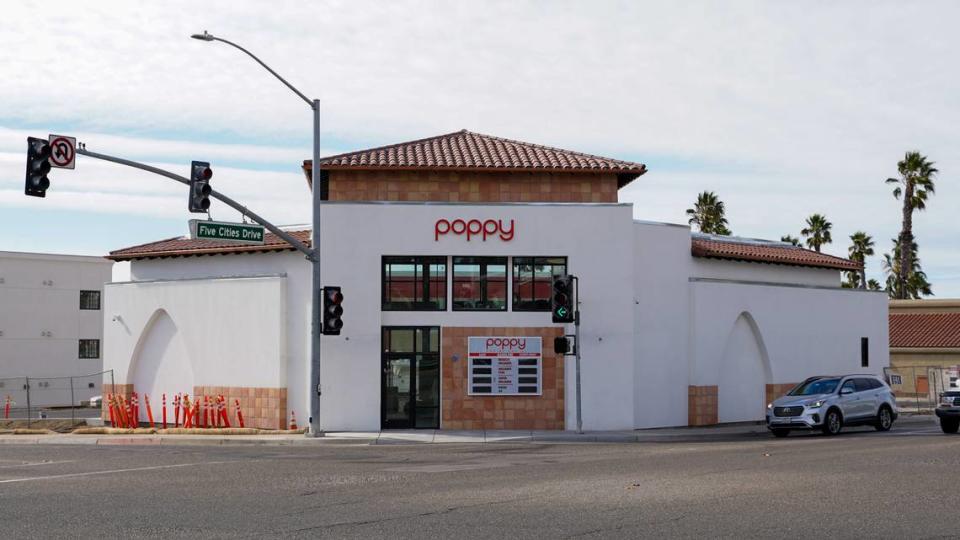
[
  {"xmin": 788, "ymin": 378, "xmax": 841, "ymax": 396},
  {"xmin": 871, "ymin": 379, "xmax": 885, "ymax": 389},
  {"xmin": 841, "ymin": 380, "xmax": 856, "ymax": 394},
  {"xmin": 854, "ymin": 378, "xmax": 874, "ymax": 392}
]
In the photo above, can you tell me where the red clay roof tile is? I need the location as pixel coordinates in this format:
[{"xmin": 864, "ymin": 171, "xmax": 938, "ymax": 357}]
[
  {"xmin": 691, "ymin": 235, "xmax": 861, "ymax": 271},
  {"xmin": 107, "ymin": 230, "xmax": 311, "ymax": 261},
  {"xmin": 303, "ymin": 130, "xmax": 647, "ymax": 187},
  {"xmin": 890, "ymin": 313, "xmax": 960, "ymax": 348}
]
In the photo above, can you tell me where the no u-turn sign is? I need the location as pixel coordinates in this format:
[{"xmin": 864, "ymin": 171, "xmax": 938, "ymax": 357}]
[{"xmin": 48, "ymin": 134, "xmax": 76, "ymax": 169}]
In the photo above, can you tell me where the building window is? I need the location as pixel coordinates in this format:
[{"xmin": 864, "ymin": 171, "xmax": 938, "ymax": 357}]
[
  {"xmin": 382, "ymin": 256, "xmax": 447, "ymax": 311},
  {"xmin": 512, "ymin": 257, "xmax": 567, "ymax": 311},
  {"xmin": 79, "ymin": 339, "xmax": 100, "ymax": 359},
  {"xmin": 79, "ymin": 290, "xmax": 101, "ymax": 310},
  {"xmin": 861, "ymin": 337, "xmax": 869, "ymax": 367},
  {"xmin": 452, "ymin": 257, "xmax": 507, "ymax": 311}
]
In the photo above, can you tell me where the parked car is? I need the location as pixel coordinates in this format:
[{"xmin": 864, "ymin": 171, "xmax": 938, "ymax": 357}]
[
  {"xmin": 935, "ymin": 391, "xmax": 960, "ymax": 433},
  {"xmin": 766, "ymin": 374, "xmax": 898, "ymax": 437}
]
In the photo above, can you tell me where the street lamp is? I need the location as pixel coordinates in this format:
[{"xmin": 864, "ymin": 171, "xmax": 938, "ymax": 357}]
[{"xmin": 191, "ymin": 30, "xmax": 324, "ymax": 437}]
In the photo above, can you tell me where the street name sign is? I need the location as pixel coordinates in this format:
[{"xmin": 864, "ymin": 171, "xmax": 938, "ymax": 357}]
[
  {"xmin": 48, "ymin": 134, "xmax": 76, "ymax": 169},
  {"xmin": 189, "ymin": 219, "xmax": 265, "ymax": 245}
]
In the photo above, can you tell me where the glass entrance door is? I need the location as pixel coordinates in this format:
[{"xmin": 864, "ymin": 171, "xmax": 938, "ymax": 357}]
[
  {"xmin": 381, "ymin": 327, "xmax": 440, "ymax": 429},
  {"xmin": 382, "ymin": 357, "xmax": 413, "ymax": 429}
]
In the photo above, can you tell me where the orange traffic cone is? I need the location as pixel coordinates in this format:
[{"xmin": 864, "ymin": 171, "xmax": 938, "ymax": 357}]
[{"xmin": 289, "ymin": 411, "xmax": 298, "ymax": 430}]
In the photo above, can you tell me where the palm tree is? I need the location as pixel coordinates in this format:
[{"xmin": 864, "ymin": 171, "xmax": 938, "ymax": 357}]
[
  {"xmin": 886, "ymin": 152, "xmax": 938, "ymax": 299},
  {"xmin": 800, "ymin": 214, "xmax": 832, "ymax": 252},
  {"xmin": 847, "ymin": 231, "xmax": 875, "ymax": 290},
  {"xmin": 882, "ymin": 237, "xmax": 933, "ymax": 298},
  {"xmin": 867, "ymin": 279, "xmax": 882, "ymax": 291},
  {"xmin": 686, "ymin": 191, "xmax": 732, "ymax": 236},
  {"xmin": 780, "ymin": 235, "xmax": 800, "ymax": 246}
]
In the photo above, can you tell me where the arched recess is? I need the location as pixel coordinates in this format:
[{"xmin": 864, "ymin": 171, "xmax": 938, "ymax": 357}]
[
  {"xmin": 717, "ymin": 311, "xmax": 772, "ymax": 423},
  {"xmin": 127, "ymin": 309, "xmax": 195, "ymax": 422}
]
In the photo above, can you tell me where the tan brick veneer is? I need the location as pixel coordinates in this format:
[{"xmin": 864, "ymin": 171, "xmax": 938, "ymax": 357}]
[
  {"xmin": 765, "ymin": 383, "xmax": 800, "ymax": 408},
  {"xmin": 194, "ymin": 386, "xmax": 288, "ymax": 430},
  {"xmin": 688, "ymin": 385, "xmax": 718, "ymax": 426},
  {"xmin": 102, "ymin": 384, "xmax": 288, "ymax": 430},
  {"xmin": 328, "ymin": 170, "xmax": 619, "ymax": 203},
  {"xmin": 442, "ymin": 327, "xmax": 565, "ymax": 430}
]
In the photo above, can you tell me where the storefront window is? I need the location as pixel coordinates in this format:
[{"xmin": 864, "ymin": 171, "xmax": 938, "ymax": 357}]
[
  {"xmin": 512, "ymin": 256, "xmax": 567, "ymax": 311},
  {"xmin": 452, "ymin": 257, "xmax": 507, "ymax": 311},
  {"xmin": 382, "ymin": 256, "xmax": 447, "ymax": 311}
]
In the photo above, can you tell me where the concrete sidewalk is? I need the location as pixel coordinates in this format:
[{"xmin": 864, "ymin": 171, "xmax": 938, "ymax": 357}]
[{"xmin": 0, "ymin": 415, "xmax": 936, "ymax": 447}]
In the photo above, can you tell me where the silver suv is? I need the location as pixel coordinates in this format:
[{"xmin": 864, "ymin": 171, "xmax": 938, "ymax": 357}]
[{"xmin": 766, "ymin": 375, "xmax": 898, "ymax": 437}]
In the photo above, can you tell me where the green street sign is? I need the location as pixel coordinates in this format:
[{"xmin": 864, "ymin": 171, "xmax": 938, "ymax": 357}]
[{"xmin": 189, "ymin": 219, "xmax": 265, "ymax": 245}]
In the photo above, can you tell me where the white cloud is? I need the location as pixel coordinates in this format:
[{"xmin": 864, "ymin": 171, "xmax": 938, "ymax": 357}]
[{"xmin": 1, "ymin": 0, "xmax": 958, "ymax": 294}]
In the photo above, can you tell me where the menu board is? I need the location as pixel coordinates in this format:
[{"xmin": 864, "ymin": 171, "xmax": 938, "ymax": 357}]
[{"xmin": 467, "ymin": 337, "xmax": 542, "ymax": 396}]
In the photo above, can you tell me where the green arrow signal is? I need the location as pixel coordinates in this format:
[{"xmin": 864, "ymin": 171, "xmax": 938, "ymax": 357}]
[{"xmin": 556, "ymin": 306, "xmax": 568, "ymax": 318}]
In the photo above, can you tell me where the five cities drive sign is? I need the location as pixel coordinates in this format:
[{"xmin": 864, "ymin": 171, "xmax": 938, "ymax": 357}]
[{"xmin": 190, "ymin": 219, "xmax": 265, "ymax": 245}]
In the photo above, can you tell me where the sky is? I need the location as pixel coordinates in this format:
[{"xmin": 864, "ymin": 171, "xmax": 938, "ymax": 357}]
[{"xmin": 0, "ymin": 1, "xmax": 957, "ymax": 294}]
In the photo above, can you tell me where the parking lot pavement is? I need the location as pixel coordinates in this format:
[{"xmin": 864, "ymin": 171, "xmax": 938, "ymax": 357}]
[{"xmin": 1, "ymin": 422, "xmax": 959, "ymax": 539}]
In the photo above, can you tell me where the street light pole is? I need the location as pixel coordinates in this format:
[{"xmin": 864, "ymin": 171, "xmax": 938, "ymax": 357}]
[{"xmin": 191, "ymin": 31, "xmax": 324, "ymax": 436}]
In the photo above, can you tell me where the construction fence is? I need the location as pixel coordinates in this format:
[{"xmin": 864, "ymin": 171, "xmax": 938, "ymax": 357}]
[
  {"xmin": 884, "ymin": 365, "xmax": 959, "ymax": 415},
  {"xmin": 0, "ymin": 370, "xmax": 112, "ymax": 427}
]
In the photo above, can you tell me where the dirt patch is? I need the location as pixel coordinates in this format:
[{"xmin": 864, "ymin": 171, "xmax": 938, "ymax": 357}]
[{"xmin": 0, "ymin": 420, "xmax": 85, "ymax": 433}]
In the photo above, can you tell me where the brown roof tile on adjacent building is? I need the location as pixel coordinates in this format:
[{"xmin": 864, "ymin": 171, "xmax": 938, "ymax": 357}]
[
  {"xmin": 303, "ymin": 129, "xmax": 647, "ymax": 187},
  {"xmin": 691, "ymin": 235, "xmax": 861, "ymax": 271},
  {"xmin": 890, "ymin": 313, "xmax": 960, "ymax": 348},
  {"xmin": 107, "ymin": 230, "xmax": 311, "ymax": 261}
]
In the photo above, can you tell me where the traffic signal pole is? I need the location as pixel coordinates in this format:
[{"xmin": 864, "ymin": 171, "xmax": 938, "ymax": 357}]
[
  {"xmin": 573, "ymin": 276, "xmax": 582, "ymax": 434},
  {"xmin": 74, "ymin": 147, "xmax": 313, "ymax": 259}
]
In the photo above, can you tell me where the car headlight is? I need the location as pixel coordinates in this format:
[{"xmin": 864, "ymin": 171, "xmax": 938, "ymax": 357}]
[
  {"xmin": 807, "ymin": 400, "xmax": 826, "ymax": 409},
  {"xmin": 766, "ymin": 403, "xmax": 773, "ymax": 410}
]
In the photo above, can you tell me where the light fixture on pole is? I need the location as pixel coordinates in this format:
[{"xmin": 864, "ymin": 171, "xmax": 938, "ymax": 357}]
[{"xmin": 191, "ymin": 30, "xmax": 324, "ymax": 437}]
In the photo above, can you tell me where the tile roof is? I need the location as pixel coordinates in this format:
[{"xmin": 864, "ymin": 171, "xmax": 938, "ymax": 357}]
[
  {"xmin": 691, "ymin": 234, "xmax": 861, "ymax": 271},
  {"xmin": 304, "ymin": 129, "xmax": 647, "ymax": 187},
  {"xmin": 890, "ymin": 313, "xmax": 960, "ymax": 348},
  {"xmin": 108, "ymin": 230, "xmax": 311, "ymax": 261}
]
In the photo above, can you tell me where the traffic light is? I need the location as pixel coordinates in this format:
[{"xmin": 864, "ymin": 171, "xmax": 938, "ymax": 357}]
[
  {"xmin": 24, "ymin": 137, "xmax": 51, "ymax": 198},
  {"xmin": 551, "ymin": 275, "xmax": 575, "ymax": 323},
  {"xmin": 188, "ymin": 160, "xmax": 213, "ymax": 213},
  {"xmin": 554, "ymin": 336, "xmax": 571, "ymax": 355},
  {"xmin": 322, "ymin": 286, "xmax": 344, "ymax": 335}
]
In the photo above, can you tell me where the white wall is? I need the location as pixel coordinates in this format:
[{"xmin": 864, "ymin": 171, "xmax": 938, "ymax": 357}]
[
  {"xmin": 318, "ymin": 202, "xmax": 637, "ymax": 431},
  {"xmin": 0, "ymin": 251, "xmax": 112, "ymax": 406},
  {"xmin": 691, "ymin": 258, "xmax": 840, "ymax": 287},
  {"xmin": 632, "ymin": 221, "xmax": 692, "ymax": 428},
  {"xmin": 103, "ymin": 276, "xmax": 286, "ymax": 419},
  {"xmin": 689, "ymin": 278, "xmax": 889, "ymax": 421}
]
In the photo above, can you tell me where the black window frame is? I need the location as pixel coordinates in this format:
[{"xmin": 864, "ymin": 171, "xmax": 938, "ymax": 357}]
[
  {"xmin": 512, "ymin": 256, "xmax": 568, "ymax": 312},
  {"xmin": 452, "ymin": 256, "xmax": 508, "ymax": 312},
  {"xmin": 860, "ymin": 337, "xmax": 869, "ymax": 367},
  {"xmin": 79, "ymin": 339, "xmax": 100, "ymax": 359},
  {"xmin": 79, "ymin": 290, "xmax": 101, "ymax": 310},
  {"xmin": 381, "ymin": 256, "xmax": 448, "ymax": 311}
]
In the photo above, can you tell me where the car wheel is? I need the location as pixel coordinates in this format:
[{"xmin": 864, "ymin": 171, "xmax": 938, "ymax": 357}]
[
  {"xmin": 941, "ymin": 418, "xmax": 960, "ymax": 434},
  {"xmin": 875, "ymin": 406, "xmax": 893, "ymax": 431},
  {"xmin": 821, "ymin": 409, "xmax": 842, "ymax": 436},
  {"xmin": 771, "ymin": 428, "xmax": 790, "ymax": 438}
]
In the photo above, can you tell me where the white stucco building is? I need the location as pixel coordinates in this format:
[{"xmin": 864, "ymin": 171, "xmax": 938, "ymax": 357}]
[
  {"xmin": 101, "ymin": 130, "xmax": 889, "ymax": 431},
  {"xmin": 0, "ymin": 251, "xmax": 112, "ymax": 406}
]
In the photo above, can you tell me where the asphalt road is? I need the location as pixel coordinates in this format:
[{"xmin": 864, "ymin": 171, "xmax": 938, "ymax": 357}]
[{"xmin": 0, "ymin": 422, "xmax": 956, "ymax": 539}]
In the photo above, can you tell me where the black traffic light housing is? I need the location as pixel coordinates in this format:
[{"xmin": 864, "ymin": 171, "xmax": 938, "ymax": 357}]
[
  {"xmin": 24, "ymin": 137, "xmax": 52, "ymax": 198},
  {"xmin": 322, "ymin": 286, "xmax": 344, "ymax": 335},
  {"xmin": 554, "ymin": 336, "xmax": 570, "ymax": 355},
  {"xmin": 551, "ymin": 275, "xmax": 575, "ymax": 323},
  {"xmin": 189, "ymin": 160, "xmax": 213, "ymax": 213}
]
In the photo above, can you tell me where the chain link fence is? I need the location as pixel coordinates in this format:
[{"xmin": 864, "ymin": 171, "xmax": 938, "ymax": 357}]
[
  {"xmin": 884, "ymin": 365, "xmax": 959, "ymax": 415},
  {"xmin": 0, "ymin": 370, "xmax": 113, "ymax": 428}
]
